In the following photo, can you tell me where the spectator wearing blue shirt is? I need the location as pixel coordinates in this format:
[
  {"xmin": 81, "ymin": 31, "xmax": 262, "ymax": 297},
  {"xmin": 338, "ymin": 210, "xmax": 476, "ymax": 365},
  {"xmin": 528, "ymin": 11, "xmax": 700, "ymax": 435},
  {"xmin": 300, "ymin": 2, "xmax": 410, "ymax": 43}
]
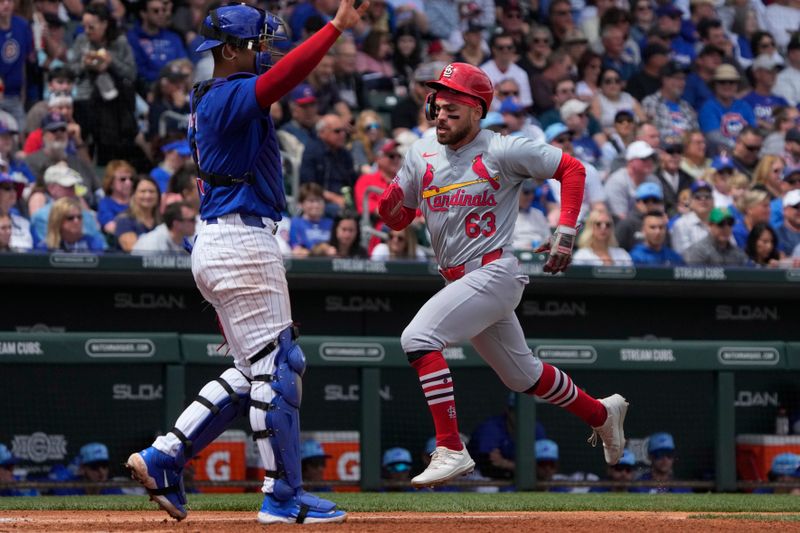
[
  {"xmin": 289, "ymin": 182, "xmax": 334, "ymax": 256},
  {"xmin": 0, "ymin": 0, "xmax": 34, "ymax": 128},
  {"xmin": 754, "ymin": 453, "xmax": 800, "ymax": 494},
  {"xmin": 698, "ymin": 64, "xmax": 756, "ymax": 154},
  {"xmin": 51, "ymin": 443, "xmax": 123, "ymax": 495},
  {"xmin": 300, "ymin": 439, "xmax": 331, "ymax": 490},
  {"xmin": 150, "ymin": 139, "xmax": 191, "ymax": 194},
  {"xmin": 743, "ymin": 54, "xmax": 790, "ymax": 131},
  {"xmin": 280, "ymin": 84, "xmax": 321, "ymax": 148},
  {"xmin": 654, "ymin": 4, "xmax": 695, "ymax": 68},
  {"xmin": 630, "ymin": 432, "xmax": 692, "ymax": 493},
  {"xmin": 289, "ymin": 0, "xmax": 336, "ymax": 44},
  {"xmin": 683, "ymin": 45, "xmax": 723, "ymax": 112},
  {"xmin": 97, "ymin": 160, "xmax": 135, "ymax": 235},
  {"xmin": 35, "ymin": 196, "xmax": 106, "ymax": 253},
  {"xmin": 732, "ymin": 189, "xmax": 771, "ymax": 249},
  {"xmin": 630, "ymin": 210, "xmax": 685, "ymax": 265},
  {"xmin": 776, "ymin": 189, "xmax": 800, "ymax": 255},
  {"xmin": 0, "ymin": 443, "xmax": 37, "ymax": 497},
  {"xmin": 126, "ymin": 0, "xmax": 188, "ymax": 87}
]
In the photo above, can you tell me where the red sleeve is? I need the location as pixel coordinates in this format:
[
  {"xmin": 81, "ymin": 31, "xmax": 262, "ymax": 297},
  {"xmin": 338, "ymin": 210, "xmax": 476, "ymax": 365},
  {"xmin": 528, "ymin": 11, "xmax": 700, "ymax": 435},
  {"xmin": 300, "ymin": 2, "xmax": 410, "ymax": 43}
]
[
  {"xmin": 550, "ymin": 152, "xmax": 586, "ymax": 228},
  {"xmin": 255, "ymin": 23, "xmax": 341, "ymax": 108}
]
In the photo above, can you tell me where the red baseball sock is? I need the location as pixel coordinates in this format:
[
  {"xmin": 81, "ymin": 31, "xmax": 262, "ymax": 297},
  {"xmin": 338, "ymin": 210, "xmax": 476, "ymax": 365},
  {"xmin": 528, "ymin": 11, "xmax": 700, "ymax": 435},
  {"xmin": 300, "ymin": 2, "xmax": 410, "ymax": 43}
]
[
  {"xmin": 529, "ymin": 363, "xmax": 607, "ymax": 427},
  {"xmin": 411, "ymin": 351, "xmax": 463, "ymax": 451}
]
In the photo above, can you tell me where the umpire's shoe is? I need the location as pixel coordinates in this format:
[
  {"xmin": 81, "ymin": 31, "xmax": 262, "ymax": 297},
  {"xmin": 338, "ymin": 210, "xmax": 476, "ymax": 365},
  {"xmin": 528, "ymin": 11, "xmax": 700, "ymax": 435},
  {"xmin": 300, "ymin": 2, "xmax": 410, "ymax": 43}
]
[
  {"xmin": 125, "ymin": 447, "xmax": 187, "ymax": 520},
  {"xmin": 257, "ymin": 491, "xmax": 347, "ymax": 524},
  {"xmin": 588, "ymin": 394, "xmax": 629, "ymax": 465},
  {"xmin": 411, "ymin": 445, "xmax": 475, "ymax": 488}
]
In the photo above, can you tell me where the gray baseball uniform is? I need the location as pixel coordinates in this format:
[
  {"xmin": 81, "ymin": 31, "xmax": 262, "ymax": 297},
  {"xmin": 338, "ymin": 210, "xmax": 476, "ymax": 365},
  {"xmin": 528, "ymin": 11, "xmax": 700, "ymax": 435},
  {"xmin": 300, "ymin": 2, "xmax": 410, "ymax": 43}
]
[{"xmin": 396, "ymin": 130, "xmax": 565, "ymax": 391}]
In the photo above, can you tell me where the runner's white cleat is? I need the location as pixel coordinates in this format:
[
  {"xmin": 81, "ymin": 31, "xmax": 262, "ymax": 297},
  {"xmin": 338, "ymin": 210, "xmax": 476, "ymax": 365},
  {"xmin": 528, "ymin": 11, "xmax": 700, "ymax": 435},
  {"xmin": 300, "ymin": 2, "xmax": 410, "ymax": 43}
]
[
  {"xmin": 411, "ymin": 446, "xmax": 475, "ymax": 488},
  {"xmin": 588, "ymin": 394, "xmax": 629, "ymax": 465}
]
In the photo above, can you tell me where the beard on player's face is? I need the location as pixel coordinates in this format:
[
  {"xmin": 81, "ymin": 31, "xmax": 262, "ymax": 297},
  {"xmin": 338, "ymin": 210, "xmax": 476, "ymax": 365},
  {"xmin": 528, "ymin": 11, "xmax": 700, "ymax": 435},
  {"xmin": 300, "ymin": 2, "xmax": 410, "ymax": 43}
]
[{"xmin": 435, "ymin": 101, "xmax": 480, "ymax": 146}]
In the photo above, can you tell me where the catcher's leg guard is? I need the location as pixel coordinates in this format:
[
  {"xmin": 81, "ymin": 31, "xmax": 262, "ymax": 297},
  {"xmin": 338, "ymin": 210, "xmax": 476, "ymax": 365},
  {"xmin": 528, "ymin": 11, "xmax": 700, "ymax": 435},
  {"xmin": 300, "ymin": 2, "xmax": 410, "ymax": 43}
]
[{"xmin": 250, "ymin": 327, "xmax": 344, "ymax": 523}]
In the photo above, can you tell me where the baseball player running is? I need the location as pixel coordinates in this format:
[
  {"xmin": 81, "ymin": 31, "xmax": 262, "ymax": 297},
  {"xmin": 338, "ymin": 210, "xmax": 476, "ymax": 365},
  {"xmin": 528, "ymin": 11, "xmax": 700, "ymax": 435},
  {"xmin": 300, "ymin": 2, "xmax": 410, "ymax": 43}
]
[
  {"xmin": 125, "ymin": 0, "xmax": 368, "ymax": 524},
  {"xmin": 377, "ymin": 63, "xmax": 628, "ymax": 487}
]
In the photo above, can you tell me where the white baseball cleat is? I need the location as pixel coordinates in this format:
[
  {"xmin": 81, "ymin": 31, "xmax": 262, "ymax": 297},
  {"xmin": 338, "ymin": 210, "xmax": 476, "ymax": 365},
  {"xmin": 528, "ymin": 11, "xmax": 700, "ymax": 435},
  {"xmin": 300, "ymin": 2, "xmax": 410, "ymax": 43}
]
[
  {"xmin": 588, "ymin": 394, "xmax": 629, "ymax": 465},
  {"xmin": 411, "ymin": 445, "xmax": 475, "ymax": 488}
]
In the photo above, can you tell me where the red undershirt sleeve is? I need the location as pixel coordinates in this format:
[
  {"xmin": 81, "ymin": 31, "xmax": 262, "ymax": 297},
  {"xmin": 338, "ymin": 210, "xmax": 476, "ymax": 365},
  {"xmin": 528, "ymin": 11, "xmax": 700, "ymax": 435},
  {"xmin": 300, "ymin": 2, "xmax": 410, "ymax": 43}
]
[
  {"xmin": 255, "ymin": 22, "xmax": 341, "ymax": 109},
  {"xmin": 550, "ymin": 152, "xmax": 586, "ymax": 228}
]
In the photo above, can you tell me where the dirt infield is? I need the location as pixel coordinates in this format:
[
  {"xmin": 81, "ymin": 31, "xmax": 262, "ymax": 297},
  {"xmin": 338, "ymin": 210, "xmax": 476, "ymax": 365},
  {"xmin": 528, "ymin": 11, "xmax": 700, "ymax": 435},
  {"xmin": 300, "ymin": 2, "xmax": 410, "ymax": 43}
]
[{"xmin": 1, "ymin": 511, "xmax": 798, "ymax": 532}]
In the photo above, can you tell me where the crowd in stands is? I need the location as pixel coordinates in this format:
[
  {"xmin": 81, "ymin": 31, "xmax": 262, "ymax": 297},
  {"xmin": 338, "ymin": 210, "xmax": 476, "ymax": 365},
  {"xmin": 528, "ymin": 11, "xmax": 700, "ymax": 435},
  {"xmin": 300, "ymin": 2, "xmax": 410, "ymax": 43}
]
[{"xmin": 0, "ymin": 0, "xmax": 799, "ymax": 267}]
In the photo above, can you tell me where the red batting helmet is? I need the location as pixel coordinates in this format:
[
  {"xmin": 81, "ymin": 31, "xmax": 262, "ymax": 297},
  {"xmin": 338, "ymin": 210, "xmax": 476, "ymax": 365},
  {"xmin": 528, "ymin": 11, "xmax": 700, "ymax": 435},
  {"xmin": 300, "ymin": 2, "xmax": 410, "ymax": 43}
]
[{"xmin": 425, "ymin": 63, "xmax": 494, "ymax": 119}]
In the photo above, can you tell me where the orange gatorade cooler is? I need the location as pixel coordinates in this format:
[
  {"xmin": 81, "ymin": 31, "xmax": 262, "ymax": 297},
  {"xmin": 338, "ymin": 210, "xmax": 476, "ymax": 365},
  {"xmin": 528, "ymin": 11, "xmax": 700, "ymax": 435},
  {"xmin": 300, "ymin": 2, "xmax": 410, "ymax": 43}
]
[
  {"xmin": 191, "ymin": 429, "xmax": 247, "ymax": 493},
  {"xmin": 736, "ymin": 434, "xmax": 800, "ymax": 481}
]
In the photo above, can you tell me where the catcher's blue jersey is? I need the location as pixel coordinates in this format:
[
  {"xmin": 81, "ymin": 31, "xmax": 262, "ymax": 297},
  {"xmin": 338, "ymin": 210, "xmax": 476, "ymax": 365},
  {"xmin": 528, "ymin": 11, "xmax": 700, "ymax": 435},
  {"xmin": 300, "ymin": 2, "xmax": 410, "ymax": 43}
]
[{"xmin": 189, "ymin": 72, "xmax": 285, "ymax": 221}]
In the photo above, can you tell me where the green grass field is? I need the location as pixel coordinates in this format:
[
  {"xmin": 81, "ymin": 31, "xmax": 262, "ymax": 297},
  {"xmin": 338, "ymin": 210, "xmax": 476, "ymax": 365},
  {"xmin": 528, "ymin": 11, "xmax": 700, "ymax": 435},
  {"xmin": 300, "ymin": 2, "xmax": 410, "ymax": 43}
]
[{"xmin": 1, "ymin": 493, "xmax": 800, "ymax": 514}]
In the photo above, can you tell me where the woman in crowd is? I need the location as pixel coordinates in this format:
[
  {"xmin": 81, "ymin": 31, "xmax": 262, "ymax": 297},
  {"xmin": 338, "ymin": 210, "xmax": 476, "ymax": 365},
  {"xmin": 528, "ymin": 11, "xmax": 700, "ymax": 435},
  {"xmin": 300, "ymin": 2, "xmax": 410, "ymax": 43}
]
[
  {"xmin": 314, "ymin": 213, "xmax": 368, "ymax": 258},
  {"xmin": 356, "ymin": 30, "xmax": 395, "ymax": 79},
  {"xmin": 351, "ymin": 110, "xmax": 387, "ymax": 176},
  {"xmin": 573, "ymin": 208, "xmax": 632, "ymax": 266},
  {"xmin": 113, "ymin": 176, "xmax": 160, "ymax": 252},
  {"xmin": 39, "ymin": 197, "xmax": 105, "ymax": 252},
  {"xmin": 392, "ymin": 25, "xmax": 423, "ymax": 90},
  {"xmin": 97, "ymin": 160, "xmax": 136, "ymax": 235},
  {"xmin": 370, "ymin": 225, "xmax": 426, "ymax": 261},
  {"xmin": 575, "ymin": 50, "xmax": 602, "ymax": 102},
  {"xmin": 752, "ymin": 154, "xmax": 785, "ymax": 200},
  {"xmin": 679, "ymin": 130, "xmax": 712, "ymax": 179},
  {"xmin": 745, "ymin": 222, "xmax": 781, "ymax": 267},
  {"xmin": 630, "ymin": 0, "xmax": 655, "ymax": 45},
  {"xmin": 590, "ymin": 67, "xmax": 645, "ymax": 131},
  {"xmin": 732, "ymin": 189, "xmax": 772, "ymax": 248}
]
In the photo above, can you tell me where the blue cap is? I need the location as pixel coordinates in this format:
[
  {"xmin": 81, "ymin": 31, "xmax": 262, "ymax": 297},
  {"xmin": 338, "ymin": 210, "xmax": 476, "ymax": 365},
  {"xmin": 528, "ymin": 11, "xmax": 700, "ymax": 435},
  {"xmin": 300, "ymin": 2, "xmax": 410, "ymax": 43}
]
[
  {"xmin": 711, "ymin": 155, "xmax": 735, "ymax": 171},
  {"xmin": 499, "ymin": 97, "xmax": 524, "ymax": 114},
  {"xmin": 635, "ymin": 182, "xmax": 663, "ymax": 201},
  {"xmin": 162, "ymin": 140, "xmax": 192, "ymax": 157},
  {"xmin": 656, "ymin": 4, "xmax": 682, "ymax": 18},
  {"xmin": 647, "ymin": 432, "xmax": 675, "ymax": 454},
  {"xmin": 690, "ymin": 179, "xmax": 713, "ymax": 193},
  {"xmin": 290, "ymin": 83, "xmax": 317, "ymax": 105},
  {"xmin": 79, "ymin": 442, "xmax": 109, "ymax": 465},
  {"xmin": 771, "ymin": 453, "xmax": 800, "ymax": 476},
  {"xmin": 300, "ymin": 439, "xmax": 329, "ymax": 461},
  {"xmin": 481, "ymin": 111, "xmax": 506, "ymax": 129},
  {"xmin": 382, "ymin": 447, "xmax": 412, "ymax": 469},
  {"xmin": 783, "ymin": 166, "xmax": 800, "ymax": 180},
  {"xmin": 545, "ymin": 122, "xmax": 570, "ymax": 143},
  {"xmin": 535, "ymin": 439, "xmax": 559, "ymax": 461},
  {"xmin": 0, "ymin": 443, "xmax": 18, "ymax": 466},
  {"xmin": 618, "ymin": 448, "xmax": 636, "ymax": 466},
  {"xmin": 196, "ymin": 4, "xmax": 267, "ymax": 52}
]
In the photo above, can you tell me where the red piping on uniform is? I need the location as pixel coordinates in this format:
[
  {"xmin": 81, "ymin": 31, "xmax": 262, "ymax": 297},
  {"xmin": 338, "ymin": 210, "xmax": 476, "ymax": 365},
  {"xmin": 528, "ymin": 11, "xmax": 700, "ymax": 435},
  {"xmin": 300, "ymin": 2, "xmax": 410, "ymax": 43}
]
[
  {"xmin": 255, "ymin": 22, "xmax": 341, "ymax": 109},
  {"xmin": 550, "ymin": 152, "xmax": 586, "ymax": 228}
]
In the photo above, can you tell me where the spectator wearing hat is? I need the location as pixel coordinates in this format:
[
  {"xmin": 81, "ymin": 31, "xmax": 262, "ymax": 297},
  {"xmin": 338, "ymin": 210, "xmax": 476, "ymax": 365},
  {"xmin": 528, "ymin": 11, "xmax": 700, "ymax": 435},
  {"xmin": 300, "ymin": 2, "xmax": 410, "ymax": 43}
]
[
  {"xmin": 683, "ymin": 45, "xmax": 724, "ymax": 112},
  {"xmin": 600, "ymin": 109, "xmax": 637, "ymax": 170},
  {"xmin": 680, "ymin": 130, "xmax": 712, "ymax": 180},
  {"xmin": 500, "ymin": 97, "xmax": 545, "ymax": 143},
  {"xmin": 563, "ymin": 28, "xmax": 590, "ymax": 66},
  {"xmin": 512, "ymin": 180, "xmax": 551, "ymax": 251},
  {"xmin": 615, "ymin": 181, "xmax": 665, "ymax": 251},
  {"xmin": 561, "ymin": 99, "xmax": 603, "ymax": 169},
  {"xmin": 773, "ymin": 166, "xmax": 800, "ymax": 227},
  {"xmin": 775, "ymin": 188, "xmax": 800, "ymax": 255},
  {"xmin": 590, "ymin": 448, "xmax": 637, "ymax": 493},
  {"xmin": 671, "ymin": 179, "xmax": 715, "ymax": 257},
  {"xmin": 630, "ymin": 210, "xmax": 685, "ymax": 265},
  {"xmin": 654, "ymin": 4, "xmax": 696, "ymax": 68},
  {"xmin": 24, "ymin": 67, "xmax": 75, "ymax": 139},
  {"xmin": 642, "ymin": 62, "xmax": 699, "ymax": 142},
  {"xmin": 0, "ymin": 171, "xmax": 31, "ymax": 251},
  {"xmin": 481, "ymin": 33, "xmax": 534, "ymax": 109},
  {"xmin": 52, "ymin": 442, "xmax": 124, "ymax": 495},
  {"xmin": 574, "ymin": 207, "xmax": 633, "ymax": 265},
  {"xmin": 591, "ymin": 67, "xmax": 645, "ymax": 132},
  {"xmin": 656, "ymin": 142, "xmax": 695, "ymax": 219},
  {"xmin": 36, "ymin": 196, "xmax": 106, "ymax": 252},
  {"xmin": 355, "ymin": 138, "xmax": 403, "ymax": 218},
  {"xmin": 545, "ymin": 123, "xmax": 607, "ymax": 224},
  {"xmin": 0, "ymin": 0, "xmax": 33, "ymax": 129},
  {"xmin": 530, "ymin": 50, "xmax": 575, "ymax": 115},
  {"xmin": 627, "ymin": 44, "xmax": 671, "ymax": 102},
  {"xmin": 534, "ymin": 439, "xmax": 565, "ymax": 491},
  {"xmin": 684, "ymin": 206, "xmax": 748, "ymax": 265},
  {"xmin": 126, "ymin": 0, "xmax": 187, "ymax": 87},
  {"xmin": 754, "ymin": 453, "xmax": 800, "ymax": 494},
  {"xmin": 22, "ymin": 92, "xmax": 87, "ymax": 160},
  {"xmin": 764, "ymin": 0, "xmax": 800, "ymax": 53},
  {"xmin": 148, "ymin": 60, "xmax": 192, "ymax": 141},
  {"xmin": 605, "ymin": 141, "xmax": 660, "ymax": 220},
  {"xmin": 454, "ymin": 22, "xmax": 489, "ymax": 67},
  {"xmin": 29, "ymin": 162, "xmax": 103, "ymax": 245},
  {"xmin": 300, "ymin": 439, "xmax": 332, "ymax": 487},
  {"xmin": 300, "ymin": 114, "xmax": 357, "ymax": 217},
  {"xmin": 631, "ymin": 432, "xmax": 691, "ymax": 493},
  {"xmin": 774, "ymin": 34, "xmax": 800, "ymax": 107},
  {"xmin": 0, "ymin": 443, "xmax": 37, "ymax": 497},
  {"xmin": 744, "ymin": 55, "xmax": 790, "ymax": 131},
  {"xmin": 732, "ymin": 189, "xmax": 772, "ymax": 248},
  {"xmin": 698, "ymin": 64, "xmax": 757, "ymax": 153},
  {"xmin": 708, "ymin": 155, "xmax": 736, "ymax": 207},
  {"xmin": 382, "ymin": 447, "xmax": 413, "ymax": 489},
  {"xmin": 150, "ymin": 139, "xmax": 191, "ymax": 194},
  {"xmin": 517, "ymin": 26, "xmax": 553, "ymax": 80},
  {"xmin": 280, "ymin": 83, "xmax": 321, "ymax": 149}
]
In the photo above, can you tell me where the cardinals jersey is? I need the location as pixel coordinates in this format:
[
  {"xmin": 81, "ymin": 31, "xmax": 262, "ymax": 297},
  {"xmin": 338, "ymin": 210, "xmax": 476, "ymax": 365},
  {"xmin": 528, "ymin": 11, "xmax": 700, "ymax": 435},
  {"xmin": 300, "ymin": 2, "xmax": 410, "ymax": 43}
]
[{"xmin": 395, "ymin": 130, "xmax": 563, "ymax": 268}]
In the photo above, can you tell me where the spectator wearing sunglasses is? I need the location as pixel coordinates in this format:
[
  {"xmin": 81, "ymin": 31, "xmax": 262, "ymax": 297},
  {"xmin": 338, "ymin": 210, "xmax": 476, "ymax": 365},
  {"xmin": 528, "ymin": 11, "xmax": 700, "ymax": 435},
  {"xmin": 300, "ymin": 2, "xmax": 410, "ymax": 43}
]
[
  {"xmin": 654, "ymin": 141, "xmax": 694, "ymax": 218},
  {"xmin": 670, "ymin": 180, "xmax": 714, "ymax": 255},
  {"xmin": 480, "ymin": 33, "xmax": 533, "ymax": 109},
  {"xmin": 729, "ymin": 126, "xmax": 764, "ymax": 181},
  {"xmin": 684, "ymin": 207, "xmax": 748, "ymax": 265},
  {"xmin": 590, "ymin": 448, "xmax": 637, "ymax": 493},
  {"xmin": 50, "ymin": 442, "xmax": 123, "ymax": 495},
  {"xmin": 630, "ymin": 432, "xmax": 691, "ymax": 494},
  {"xmin": 642, "ymin": 62, "xmax": 698, "ymax": 142},
  {"xmin": 573, "ymin": 208, "xmax": 632, "ymax": 266},
  {"xmin": 355, "ymin": 139, "xmax": 403, "ymax": 219},
  {"xmin": 300, "ymin": 114, "xmax": 357, "ymax": 217},
  {"xmin": 590, "ymin": 67, "xmax": 645, "ymax": 132},
  {"xmin": 36, "ymin": 197, "xmax": 105, "ymax": 252},
  {"xmin": 775, "ymin": 187, "xmax": 800, "ymax": 255},
  {"xmin": 698, "ymin": 65, "xmax": 756, "ymax": 153},
  {"xmin": 97, "ymin": 160, "xmax": 136, "ymax": 235}
]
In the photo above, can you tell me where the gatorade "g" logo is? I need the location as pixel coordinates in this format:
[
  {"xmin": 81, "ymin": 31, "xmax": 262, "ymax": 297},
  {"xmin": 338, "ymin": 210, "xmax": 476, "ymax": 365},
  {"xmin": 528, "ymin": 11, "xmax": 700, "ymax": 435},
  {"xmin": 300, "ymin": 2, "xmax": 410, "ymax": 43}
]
[
  {"xmin": 443, "ymin": 64, "xmax": 454, "ymax": 78},
  {"xmin": 206, "ymin": 450, "xmax": 231, "ymax": 480}
]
